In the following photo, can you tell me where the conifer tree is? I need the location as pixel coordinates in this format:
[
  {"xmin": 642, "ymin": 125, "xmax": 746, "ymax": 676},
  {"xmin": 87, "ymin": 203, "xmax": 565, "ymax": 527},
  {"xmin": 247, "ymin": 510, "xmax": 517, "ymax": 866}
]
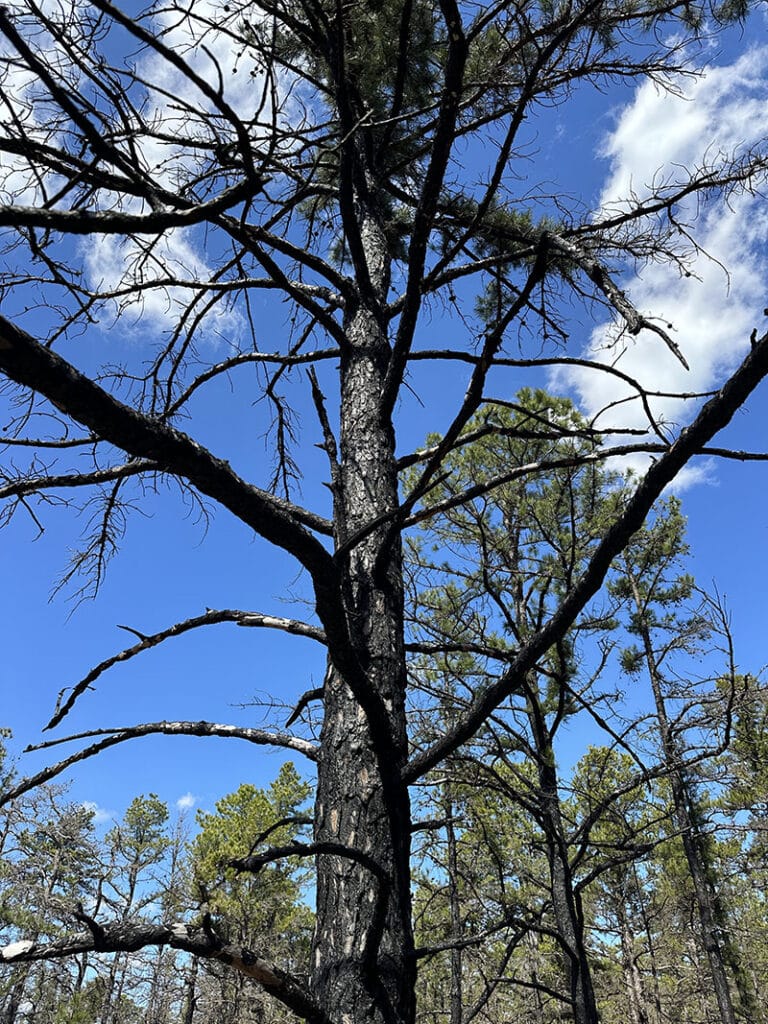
[{"xmin": 1, "ymin": 3, "xmax": 768, "ymax": 1023}]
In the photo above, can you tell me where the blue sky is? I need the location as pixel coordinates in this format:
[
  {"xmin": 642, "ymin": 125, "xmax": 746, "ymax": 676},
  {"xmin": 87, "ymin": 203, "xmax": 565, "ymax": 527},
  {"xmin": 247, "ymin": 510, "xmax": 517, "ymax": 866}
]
[{"xmin": 2, "ymin": 10, "xmax": 768, "ymax": 828}]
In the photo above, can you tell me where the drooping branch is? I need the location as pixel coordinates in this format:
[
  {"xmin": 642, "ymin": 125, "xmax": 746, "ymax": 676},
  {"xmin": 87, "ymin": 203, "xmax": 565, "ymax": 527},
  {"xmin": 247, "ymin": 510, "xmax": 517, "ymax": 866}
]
[
  {"xmin": 2, "ymin": 721, "xmax": 317, "ymax": 807},
  {"xmin": 0, "ymin": 919, "xmax": 327, "ymax": 1024},
  {"xmin": 46, "ymin": 608, "xmax": 326, "ymax": 730},
  {"xmin": 545, "ymin": 232, "xmax": 689, "ymax": 368},
  {"xmin": 405, "ymin": 327, "xmax": 768, "ymax": 781}
]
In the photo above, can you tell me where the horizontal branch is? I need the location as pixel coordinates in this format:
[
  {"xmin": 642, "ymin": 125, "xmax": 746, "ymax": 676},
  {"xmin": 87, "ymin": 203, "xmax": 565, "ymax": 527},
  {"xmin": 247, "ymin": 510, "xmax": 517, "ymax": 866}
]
[
  {"xmin": 2, "ymin": 721, "xmax": 317, "ymax": 807},
  {"xmin": 0, "ymin": 179, "xmax": 255, "ymax": 235},
  {"xmin": 404, "ymin": 349, "xmax": 714, "ymax": 443},
  {"xmin": 232, "ymin": 841, "xmax": 388, "ymax": 880},
  {"xmin": 0, "ymin": 434, "xmax": 94, "ymax": 449},
  {"xmin": 46, "ymin": 608, "xmax": 326, "ymax": 730},
  {"xmin": 0, "ymin": 919, "xmax": 326, "ymax": 1024},
  {"xmin": 0, "ymin": 460, "xmax": 154, "ymax": 502},
  {"xmin": 403, "ymin": 440, "xmax": 768, "ymax": 531},
  {"xmin": 166, "ymin": 348, "xmax": 341, "ymax": 419}
]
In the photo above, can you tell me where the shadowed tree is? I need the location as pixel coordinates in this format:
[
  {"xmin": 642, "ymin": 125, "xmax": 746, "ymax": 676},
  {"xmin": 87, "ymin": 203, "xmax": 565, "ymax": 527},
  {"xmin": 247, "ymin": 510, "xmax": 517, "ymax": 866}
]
[{"xmin": 1, "ymin": 3, "xmax": 768, "ymax": 1024}]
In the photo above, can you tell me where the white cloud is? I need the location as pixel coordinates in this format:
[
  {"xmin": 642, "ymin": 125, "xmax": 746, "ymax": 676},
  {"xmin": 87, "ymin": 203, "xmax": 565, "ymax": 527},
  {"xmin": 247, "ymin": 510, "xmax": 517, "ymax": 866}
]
[
  {"xmin": 72, "ymin": 0, "xmax": 302, "ymax": 341},
  {"xmin": 81, "ymin": 800, "xmax": 114, "ymax": 825},
  {"xmin": 80, "ymin": 223, "xmax": 243, "ymax": 341},
  {"xmin": 559, "ymin": 47, "xmax": 768, "ymax": 445},
  {"xmin": 176, "ymin": 791, "xmax": 196, "ymax": 810}
]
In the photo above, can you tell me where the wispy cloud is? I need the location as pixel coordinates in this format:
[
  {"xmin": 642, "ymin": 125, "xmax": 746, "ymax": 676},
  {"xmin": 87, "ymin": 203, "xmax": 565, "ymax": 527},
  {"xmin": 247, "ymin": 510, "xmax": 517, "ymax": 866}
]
[
  {"xmin": 559, "ymin": 47, "xmax": 768, "ymax": 461},
  {"xmin": 176, "ymin": 792, "xmax": 196, "ymax": 811},
  {"xmin": 80, "ymin": 225, "xmax": 242, "ymax": 342}
]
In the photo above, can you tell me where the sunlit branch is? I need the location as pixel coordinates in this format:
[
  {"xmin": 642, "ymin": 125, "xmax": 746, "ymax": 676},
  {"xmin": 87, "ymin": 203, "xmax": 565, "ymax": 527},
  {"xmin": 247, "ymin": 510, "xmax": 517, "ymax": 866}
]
[
  {"xmin": 0, "ymin": 434, "xmax": 94, "ymax": 449},
  {"xmin": 0, "ymin": 180, "xmax": 254, "ymax": 234},
  {"xmin": 0, "ymin": 919, "xmax": 326, "ymax": 1024},
  {"xmin": 1, "ymin": 721, "xmax": 318, "ymax": 808}
]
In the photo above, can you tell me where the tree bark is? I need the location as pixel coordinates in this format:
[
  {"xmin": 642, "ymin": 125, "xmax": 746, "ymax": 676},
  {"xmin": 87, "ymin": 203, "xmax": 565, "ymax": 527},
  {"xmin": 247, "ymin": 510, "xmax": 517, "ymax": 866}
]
[
  {"xmin": 311, "ymin": 210, "xmax": 415, "ymax": 1024},
  {"xmin": 616, "ymin": 896, "xmax": 649, "ymax": 1024},
  {"xmin": 525, "ymin": 678, "xmax": 600, "ymax": 1024},
  {"xmin": 538, "ymin": 767, "xmax": 600, "ymax": 1024}
]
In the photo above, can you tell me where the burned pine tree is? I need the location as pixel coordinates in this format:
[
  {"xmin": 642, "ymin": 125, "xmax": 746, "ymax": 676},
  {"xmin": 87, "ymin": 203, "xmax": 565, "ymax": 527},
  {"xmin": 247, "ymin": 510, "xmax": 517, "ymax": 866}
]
[{"xmin": 1, "ymin": 3, "xmax": 767, "ymax": 1024}]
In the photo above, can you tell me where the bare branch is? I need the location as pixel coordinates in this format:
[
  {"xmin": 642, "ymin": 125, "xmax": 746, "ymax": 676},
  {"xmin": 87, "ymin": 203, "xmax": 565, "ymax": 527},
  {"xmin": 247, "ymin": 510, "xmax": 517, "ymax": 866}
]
[
  {"xmin": 2, "ymin": 721, "xmax": 317, "ymax": 807},
  {"xmin": 0, "ymin": 920, "xmax": 327, "ymax": 1024},
  {"xmin": 0, "ymin": 460, "xmax": 154, "ymax": 502},
  {"xmin": 46, "ymin": 608, "xmax": 326, "ymax": 730},
  {"xmin": 0, "ymin": 315, "xmax": 336, "ymax": 562},
  {"xmin": 546, "ymin": 232, "xmax": 690, "ymax": 368}
]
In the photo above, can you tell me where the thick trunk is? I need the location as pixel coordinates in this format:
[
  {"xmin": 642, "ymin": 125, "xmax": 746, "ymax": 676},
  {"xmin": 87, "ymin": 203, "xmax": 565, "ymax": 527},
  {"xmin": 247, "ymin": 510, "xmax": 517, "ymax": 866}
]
[{"xmin": 311, "ymin": 216, "xmax": 414, "ymax": 1024}]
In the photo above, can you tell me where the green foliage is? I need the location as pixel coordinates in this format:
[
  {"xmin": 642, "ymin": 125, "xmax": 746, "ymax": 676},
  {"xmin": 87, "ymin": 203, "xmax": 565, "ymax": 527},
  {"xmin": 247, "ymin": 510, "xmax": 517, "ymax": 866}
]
[
  {"xmin": 109, "ymin": 794, "xmax": 170, "ymax": 867},
  {"xmin": 408, "ymin": 390, "xmax": 621, "ymax": 677},
  {"xmin": 191, "ymin": 764, "xmax": 313, "ymax": 955}
]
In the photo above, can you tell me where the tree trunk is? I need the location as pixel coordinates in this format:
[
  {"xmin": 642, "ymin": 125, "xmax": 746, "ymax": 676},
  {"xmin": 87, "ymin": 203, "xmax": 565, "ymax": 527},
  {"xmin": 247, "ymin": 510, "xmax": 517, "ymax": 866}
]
[
  {"xmin": 541, "ymin": 782, "xmax": 599, "ymax": 1024},
  {"xmin": 181, "ymin": 957, "xmax": 198, "ymax": 1024},
  {"xmin": 615, "ymin": 894, "xmax": 649, "ymax": 1024},
  {"xmin": 444, "ymin": 786, "xmax": 463, "ymax": 1024},
  {"xmin": 2, "ymin": 967, "xmax": 30, "ymax": 1024},
  {"xmin": 526, "ymin": 684, "xmax": 599, "ymax": 1024},
  {"xmin": 627, "ymin": 576, "xmax": 753, "ymax": 1024},
  {"xmin": 311, "ymin": 212, "xmax": 415, "ymax": 1024}
]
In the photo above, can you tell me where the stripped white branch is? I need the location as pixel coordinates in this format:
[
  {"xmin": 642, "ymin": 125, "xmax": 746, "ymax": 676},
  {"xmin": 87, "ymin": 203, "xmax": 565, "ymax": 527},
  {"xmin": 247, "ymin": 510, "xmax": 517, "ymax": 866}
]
[{"xmin": 2, "ymin": 720, "xmax": 317, "ymax": 808}]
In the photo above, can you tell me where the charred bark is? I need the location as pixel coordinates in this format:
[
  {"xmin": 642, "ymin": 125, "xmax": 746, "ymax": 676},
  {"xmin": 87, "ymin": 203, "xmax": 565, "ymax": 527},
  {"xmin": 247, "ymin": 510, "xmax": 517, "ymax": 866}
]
[{"xmin": 311, "ymin": 211, "xmax": 415, "ymax": 1024}]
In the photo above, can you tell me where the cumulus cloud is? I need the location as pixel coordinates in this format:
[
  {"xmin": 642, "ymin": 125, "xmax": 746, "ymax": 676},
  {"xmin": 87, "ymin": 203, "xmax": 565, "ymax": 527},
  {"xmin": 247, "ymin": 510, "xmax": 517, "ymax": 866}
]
[
  {"xmin": 77, "ymin": 0, "xmax": 280, "ymax": 341},
  {"xmin": 559, "ymin": 47, "xmax": 768, "ymax": 454},
  {"xmin": 81, "ymin": 800, "xmax": 114, "ymax": 825},
  {"xmin": 176, "ymin": 792, "xmax": 196, "ymax": 810}
]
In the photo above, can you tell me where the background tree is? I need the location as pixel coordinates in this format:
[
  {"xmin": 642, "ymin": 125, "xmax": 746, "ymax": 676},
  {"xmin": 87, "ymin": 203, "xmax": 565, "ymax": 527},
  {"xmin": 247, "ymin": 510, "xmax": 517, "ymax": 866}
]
[
  {"xmin": 189, "ymin": 764, "xmax": 313, "ymax": 1024},
  {"xmin": 406, "ymin": 393, "xmax": 626, "ymax": 1024},
  {"xmin": 1, "ymin": 2, "xmax": 768, "ymax": 1024},
  {"xmin": 612, "ymin": 503, "xmax": 761, "ymax": 1024}
]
